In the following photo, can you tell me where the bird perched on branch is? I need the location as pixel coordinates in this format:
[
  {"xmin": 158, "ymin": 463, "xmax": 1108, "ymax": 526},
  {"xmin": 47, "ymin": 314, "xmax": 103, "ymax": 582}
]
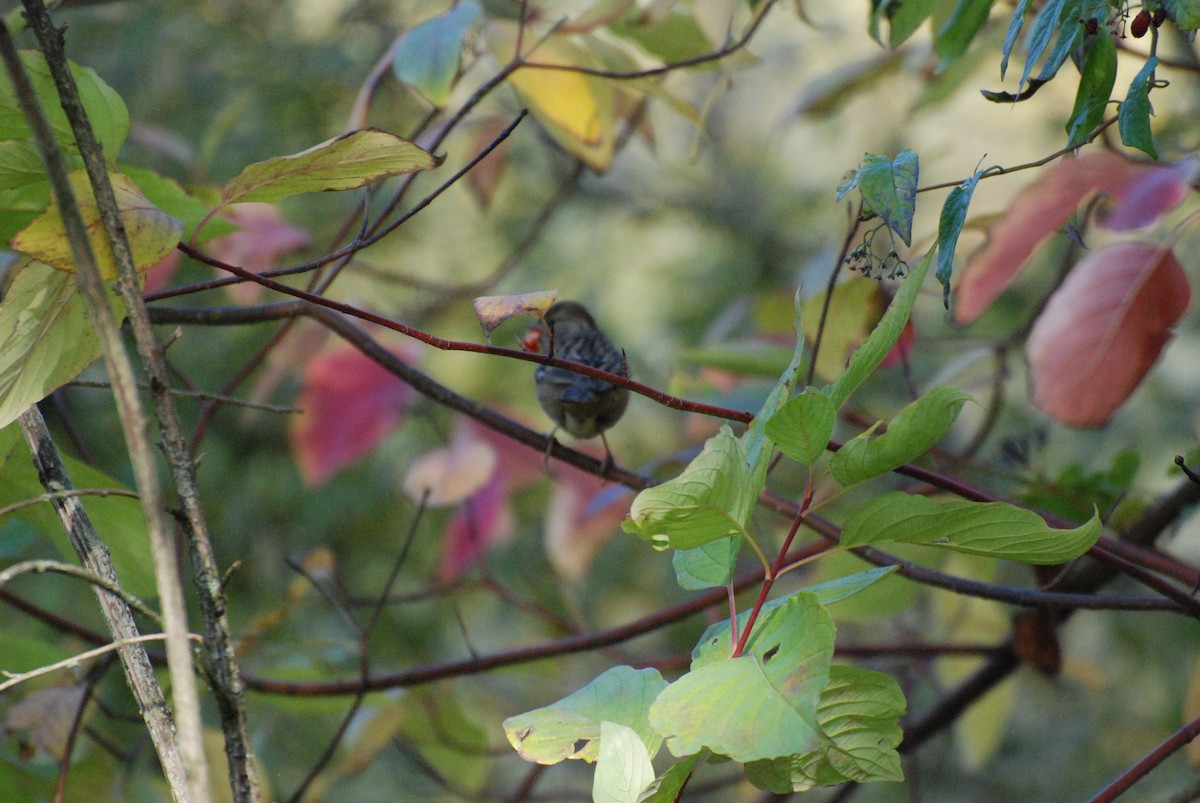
[{"xmin": 534, "ymin": 301, "xmax": 629, "ymax": 465}]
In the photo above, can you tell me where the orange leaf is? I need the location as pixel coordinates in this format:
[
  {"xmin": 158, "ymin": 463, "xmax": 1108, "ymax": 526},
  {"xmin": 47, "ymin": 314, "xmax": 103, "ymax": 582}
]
[{"xmin": 1026, "ymin": 242, "xmax": 1190, "ymax": 427}]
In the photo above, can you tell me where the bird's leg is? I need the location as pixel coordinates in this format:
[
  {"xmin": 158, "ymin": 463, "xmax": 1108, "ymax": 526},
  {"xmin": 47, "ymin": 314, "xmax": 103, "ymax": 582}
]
[
  {"xmin": 543, "ymin": 427, "xmax": 560, "ymax": 468},
  {"xmin": 599, "ymin": 432, "xmax": 616, "ymax": 476}
]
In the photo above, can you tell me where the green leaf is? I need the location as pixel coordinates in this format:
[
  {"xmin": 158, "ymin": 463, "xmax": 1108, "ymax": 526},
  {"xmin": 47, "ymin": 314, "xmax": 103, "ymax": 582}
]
[
  {"xmin": 0, "ymin": 139, "xmax": 50, "ymax": 190},
  {"xmin": 0, "ymin": 180, "xmax": 50, "ymax": 244},
  {"xmin": 841, "ymin": 492, "xmax": 1102, "ymax": 564},
  {"xmin": 883, "ymin": 0, "xmax": 939, "ymax": 47},
  {"xmin": 610, "ymin": 12, "xmax": 715, "ymax": 64},
  {"xmin": 936, "ymin": 170, "xmax": 981, "ymax": 307},
  {"xmin": 0, "ymin": 261, "xmax": 106, "ymax": 432},
  {"xmin": 0, "ymin": 422, "xmax": 158, "ymax": 599},
  {"xmin": 120, "ymin": 165, "xmax": 237, "ymax": 244},
  {"xmin": 1165, "ymin": 0, "xmax": 1200, "ymax": 29},
  {"xmin": 650, "ymin": 593, "xmax": 834, "ymax": 762},
  {"xmin": 830, "ymin": 386, "xmax": 972, "ymax": 487},
  {"xmin": 934, "ymin": 0, "xmax": 996, "ymax": 69},
  {"xmin": 0, "ymin": 51, "xmax": 129, "ymax": 157},
  {"xmin": 1065, "ymin": 31, "xmax": 1116, "ymax": 148},
  {"xmin": 640, "ymin": 754, "xmax": 705, "ymax": 803},
  {"xmin": 219, "ymin": 128, "xmax": 440, "ymax": 205},
  {"xmin": 503, "ymin": 666, "xmax": 667, "ymax": 764},
  {"xmin": 765, "ymin": 388, "xmax": 836, "ymax": 465},
  {"xmin": 392, "ymin": 2, "xmax": 482, "ymax": 107},
  {"xmin": 683, "ymin": 342, "xmax": 795, "ymax": 378},
  {"xmin": 692, "ymin": 569, "xmax": 899, "ymax": 661},
  {"xmin": 1118, "ymin": 57, "xmax": 1158, "ymax": 159},
  {"xmin": 623, "ymin": 427, "xmax": 753, "ymax": 551},
  {"xmin": 672, "ymin": 536, "xmax": 741, "ymax": 590},
  {"xmin": 855, "ymin": 150, "xmax": 918, "ymax": 246},
  {"xmin": 1000, "ymin": 0, "xmax": 1032, "ymax": 79},
  {"xmin": 829, "ymin": 246, "xmax": 932, "ymax": 410},
  {"xmin": 745, "ymin": 665, "xmax": 905, "ymax": 790},
  {"xmin": 593, "ymin": 722, "xmax": 655, "ymax": 803}
]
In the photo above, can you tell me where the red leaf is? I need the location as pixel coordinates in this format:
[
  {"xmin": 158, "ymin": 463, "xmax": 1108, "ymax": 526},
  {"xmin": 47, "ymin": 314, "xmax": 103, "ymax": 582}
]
[
  {"xmin": 1027, "ymin": 242, "xmax": 1190, "ymax": 427},
  {"xmin": 954, "ymin": 151, "xmax": 1156, "ymax": 324},
  {"xmin": 437, "ymin": 473, "xmax": 514, "ymax": 581},
  {"xmin": 290, "ymin": 344, "xmax": 417, "ymax": 485}
]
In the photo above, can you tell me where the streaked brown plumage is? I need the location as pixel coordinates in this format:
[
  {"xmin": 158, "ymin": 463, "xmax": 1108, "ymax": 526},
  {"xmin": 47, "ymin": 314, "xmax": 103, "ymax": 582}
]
[{"xmin": 534, "ymin": 301, "xmax": 629, "ymax": 446}]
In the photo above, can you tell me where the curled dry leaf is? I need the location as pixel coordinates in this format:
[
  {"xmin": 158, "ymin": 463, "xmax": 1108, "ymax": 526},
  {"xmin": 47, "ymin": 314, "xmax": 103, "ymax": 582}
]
[
  {"xmin": 954, "ymin": 152, "xmax": 1194, "ymax": 324},
  {"xmin": 473, "ymin": 289, "xmax": 558, "ymax": 338},
  {"xmin": 1026, "ymin": 242, "xmax": 1190, "ymax": 427}
]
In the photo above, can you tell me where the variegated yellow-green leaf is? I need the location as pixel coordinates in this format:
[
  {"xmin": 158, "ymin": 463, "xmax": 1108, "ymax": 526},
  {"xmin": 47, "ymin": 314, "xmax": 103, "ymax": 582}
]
[
  {"xmin": 219, "ymin": 128, "xmax": 440, "ymax": 205},
  {"xmin": 490, "ymin": 23, "xmax": 615, "ymax": 172},
  {"xmin": 10, "ymin": 170, "xmax": 182, "ymax": 279}
]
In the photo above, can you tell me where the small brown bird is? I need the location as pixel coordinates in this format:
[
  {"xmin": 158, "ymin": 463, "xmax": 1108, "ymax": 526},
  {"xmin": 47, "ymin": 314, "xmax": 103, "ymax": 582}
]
[{"xmin": 534, "ymin": 301, "xmax": 629, "ymax": 462}]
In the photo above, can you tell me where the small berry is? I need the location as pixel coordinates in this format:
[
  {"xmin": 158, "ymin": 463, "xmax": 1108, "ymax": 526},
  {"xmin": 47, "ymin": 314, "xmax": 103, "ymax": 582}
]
[{"xmin": 1131, "ymin": 9, "xmax": 1151, "ymax": 37}]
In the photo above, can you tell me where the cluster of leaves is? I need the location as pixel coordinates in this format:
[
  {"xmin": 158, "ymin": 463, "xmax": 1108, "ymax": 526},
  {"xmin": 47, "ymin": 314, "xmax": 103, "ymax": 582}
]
[{"xmin": 502, "ymin": 248, "xmax": 1099, "ymax": 797}]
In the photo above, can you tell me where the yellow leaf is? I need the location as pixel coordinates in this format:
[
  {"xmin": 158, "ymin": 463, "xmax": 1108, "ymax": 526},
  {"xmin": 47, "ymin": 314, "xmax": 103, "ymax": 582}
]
[
  {"xmin": 488, "ymin": 24, "xmax": 615, "ymax": 172},
  {"xmin": 10, "ymin": 170, "xmax": 182, "ymax": 280}
]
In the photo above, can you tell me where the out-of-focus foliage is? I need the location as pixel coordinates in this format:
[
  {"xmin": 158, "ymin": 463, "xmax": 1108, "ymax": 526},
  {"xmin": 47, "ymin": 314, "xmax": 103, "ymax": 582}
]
[{"xmin": 2, "ymin": 0, "xmax": 1200, "ymax": 800}]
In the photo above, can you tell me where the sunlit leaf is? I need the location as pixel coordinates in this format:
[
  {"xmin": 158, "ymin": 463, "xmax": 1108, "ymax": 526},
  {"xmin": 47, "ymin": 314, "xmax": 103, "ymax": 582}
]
[
  {"xmin": 494, "ymin": 27, "xmax": 616, "ymax": 172},
  {"xmin": 651, "ymin": 593, "xmax": 833, "ymax": 762},
  {"xmin": 1027, "ymin": 243, "xmax": 1189, "ymax": 427},
  {"xmin": 503, "ymin": 666, "xmax": 667, "ymax": 764},
  {"xmin": 0, "ymin": 50, "xmax": 128, "ymax": 156},
  {"xmin": 1118, "ymin": 57, "xmax": 1159, "ymax": 159},
  {"xmin": 693, "ymin": 569, "xmax": 899, "ymax": 659},
  {"xmin": 593, "ymin": 721, "xmax": 655, "ymax": 803},
  {"xmin": 623, "ymin": 427, "xmax": 752, "ymax": 551},
  {"xmin": 830, "ymin": 386, "xmax": 972, "ymax": 487},
  {"xmin": 841, "ymin": 492, "xmax": 1102, "ymax": 563},
  {"xmin": 745, "ymin": 665, "xmax": 905, "ymax": 789},
  {"xmin": 10, "ymin": 170, "xmax": 183, "ymax": 279},
  {"xmin": 219, "ymin": 128, "xmax": 439, "ymax": 205},
  {"xmin": 392, "ymin": 1, "xmax": 482, "ymax": 107},
  {"xmin": 0, "ymin": 260, "xmax": 106, "ymax": 432}
]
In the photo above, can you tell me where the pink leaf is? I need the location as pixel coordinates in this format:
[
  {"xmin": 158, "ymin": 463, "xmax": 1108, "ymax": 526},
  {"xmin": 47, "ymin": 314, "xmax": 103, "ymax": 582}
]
[
  {"xmin": 954, "ymin": 151, "xmax": 1153, "ymax": 324},
  {"xmin": 290, "ymin": 344, "xmax": 417, "ymax": 485},
  {"xmin": 1027, "ymin": 242, "xmax": 1189, "ymax": 427},
  {"xmin": 544, "ymin": 463, "xmax": 630, "ymax": 580},
  {"xmin": 141, "ymin": 250, "xmax": 181, "ymax": 294},
  {"xmin": 403, "ymin": 429, "xmax": 497, "ymax": 506},
  {"xmin": 437, "ymin": 474, "xmax": 514, "ymax": 582},
  {"xmin": 209, "ymin": 203, "xmax": 312, "ymax": 303},
  {"xmin": 1097, "ymin": 156, "xmax": 1199, "ymax": 232}
]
